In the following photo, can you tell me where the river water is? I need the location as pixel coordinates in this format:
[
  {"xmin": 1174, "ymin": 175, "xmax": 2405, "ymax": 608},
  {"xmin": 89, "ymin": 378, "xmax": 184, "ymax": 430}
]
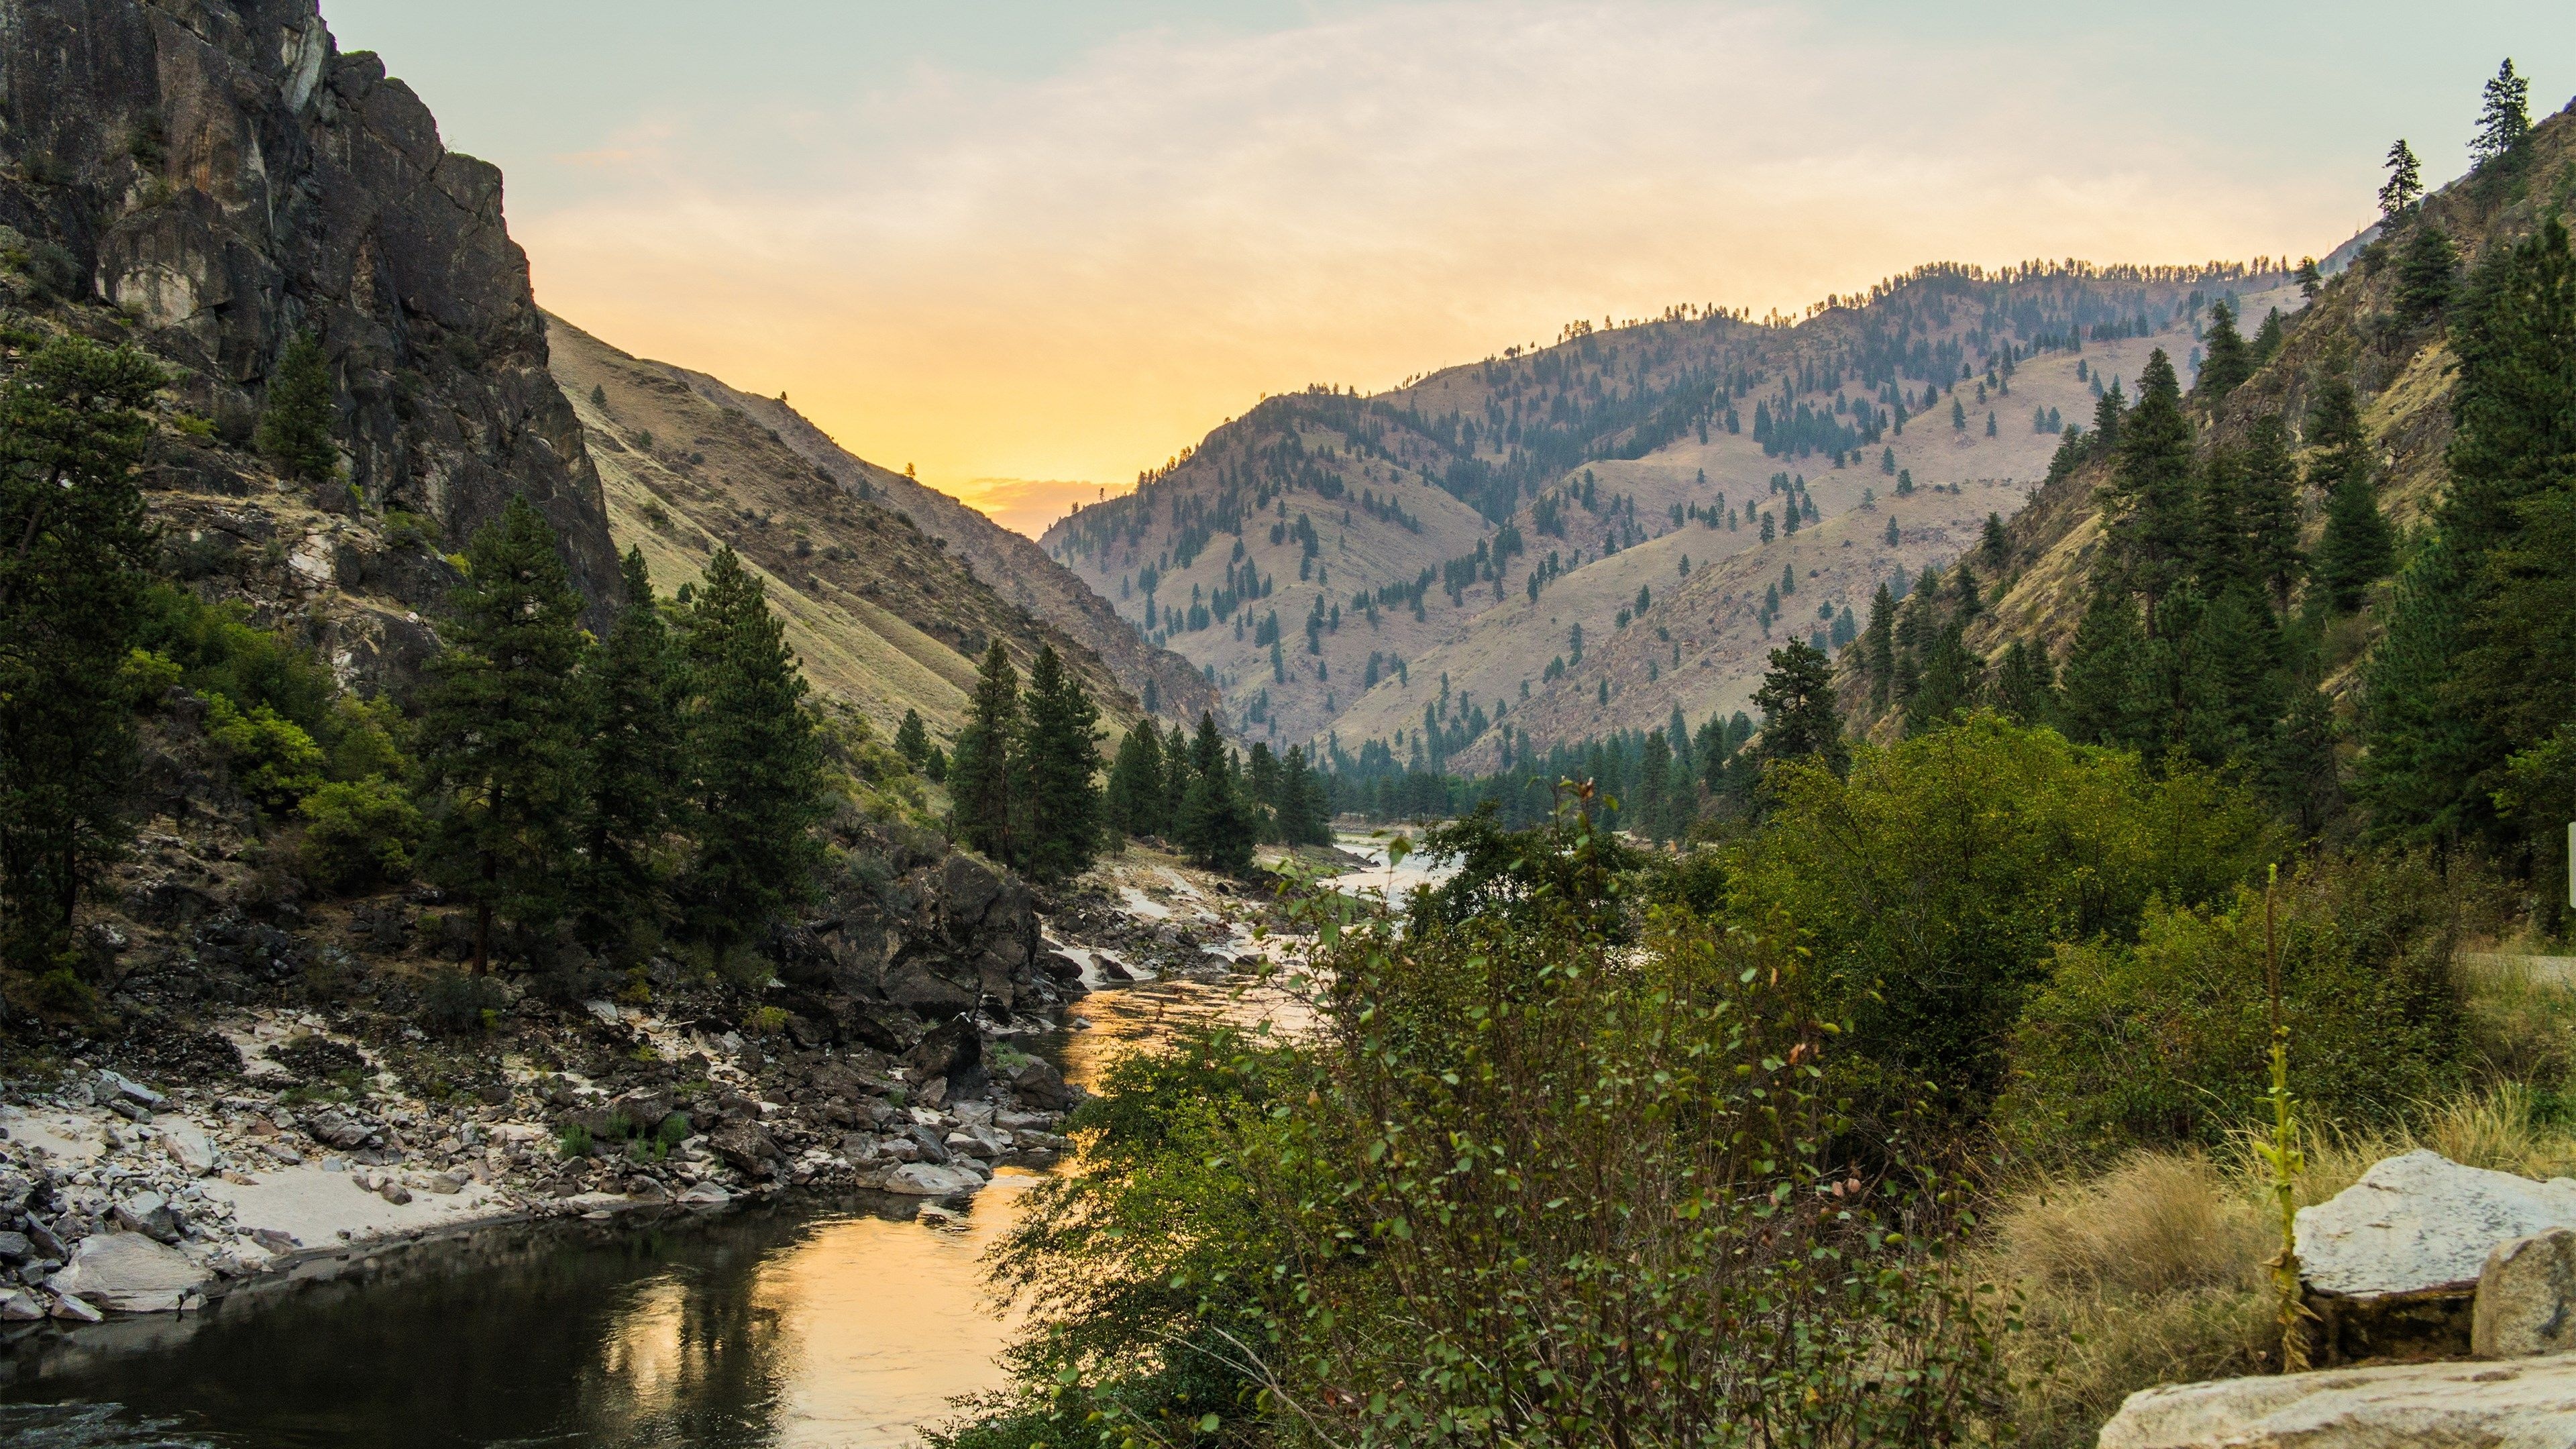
[{"xmin": 0, "ymin": 835, "xmax": 1444, "ymax": 1449}]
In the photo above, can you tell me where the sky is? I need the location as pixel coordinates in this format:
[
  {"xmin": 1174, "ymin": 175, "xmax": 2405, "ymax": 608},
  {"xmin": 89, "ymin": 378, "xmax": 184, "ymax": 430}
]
[{"xmin": 321, "ymin": 1, "xmax": 2573, "ymax": 537}]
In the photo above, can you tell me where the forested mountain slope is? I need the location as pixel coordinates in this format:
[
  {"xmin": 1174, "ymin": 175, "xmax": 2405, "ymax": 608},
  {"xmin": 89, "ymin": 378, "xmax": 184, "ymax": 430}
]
[
  {"xmin": 1044, "ymin": 265, "xmax": 2299, "ymax": 769},
  {"xmin": 545, "ymin": 316, "xmax": 1161, "ymax": 738}
]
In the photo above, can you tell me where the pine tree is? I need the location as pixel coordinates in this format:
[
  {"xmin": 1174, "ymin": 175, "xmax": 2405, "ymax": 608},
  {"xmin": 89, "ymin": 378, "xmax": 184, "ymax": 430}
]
[
  {"xmin": 893, "ymin": 708, "xmax": 930, "ymax": 769},
  {"xmin": 1104, "ymin": 721, "xmax": 1167, "ymax": 839},
  {"xmin": 1015, "ymin": 643, "xmax": 1103, "ymax": 881},
  {"xmin": 254, "ymin": 331, "xmax": 338, "ymax": 484},
  {"xmin": 2296, "ymin": 257, "xmax": 2324, "ymax": 301},
  {"xmin": 2192, "ymin": 447, "xmax": 2250, "ymax": 598},
  {"xmin": 0, "ymin": 338, "xmax": 163, "ymax": 977},
  {"xmin": 2059, "ymin": 584, "xmax": 2151, "ymax": 752},
  {"xmin": 1864, "ymin": 584, "xmax": 1896, "ymax": 712},
  {"xmin": 677, "ymin": 546, "xmax": 826, "ymax": 956},
  {"xmin": 950, "ymin": 641, "xmax": 1022, "ymax": 863},
  {"xmin": 417, "ymin": 498, "xmax": 588, "ymax": 974},
  {"xmin": 2106, "ymin": 352, "xmax": 2194, "ymax": 615},
  {"xmin": 2379, "ymin": 139, "xmax": 2422, "ymax": 221},
  {"xmin": 1179, "ymin": 712, "xmax": 1254, "ymax": 873},
  {"xmin": 2265, "ymin": 684, "xmax": 2343, "ymax": 839},
  {"xmin": 2308, "ymin": 378, "xmax": 2392, "ymax": 613},
  {"xmin": 2396, "ymin": 225, "xmax": 2458, "ymax": 321},
  {"xmin": 2195, "ymin": 303, "xmax": 2252, "ymax": 401},
  {"xmin": 2471, "ymin": 60, "xmax": 2530, "ymax": 168},
  {"xmin": 1162, "ymin": 718, "xmax": 1194, "ymax": 828},
  {"xmin": 1905, "ymin": 624, "xmax": 1978, "ymax": 737},
  {"xmin": 1634, "ymin": 730, "xmax": 1672, "ymax": 842},
  {"xmin": 1990, "ymin": 639, "xmax": 2059, "ymax": 727},
  {"xmin": 2238, "ymin": 416, "xmax": 2304, "ymax": 610},
  {"xmin": 1750, "ymin": 641, "xmax": 1846, "ymax": 777},
  {"xmin": 2249, "ymin": 308, "xmax": 2286, "ymax": 368},
  {"xmin": 1275, "ymin": 745, "xmax": 1332, "ymax": 847},
  {"xmin": 2088, "ymin": 380, "xmax": 2125, "ymax": 458},
  {"xmin": 572, "ymin": 547, "xmax": 686, "ymax": 952},
  {"xmin": 2175, "ymin": 584, "xmax": 2284, "ymax": 769},
  {"xmin": 1980, "ymin": 512, "xmax": 2009, "ymax": 574}
]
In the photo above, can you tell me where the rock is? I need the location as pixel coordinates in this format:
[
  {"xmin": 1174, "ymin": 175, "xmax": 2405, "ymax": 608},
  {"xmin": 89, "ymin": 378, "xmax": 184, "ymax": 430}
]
[
  {"xmin": 0, "ymin": 1231, "xmax": 29, "ymax": 1263},
  {"xmin": 1008, "ymin": 1057, "xmax": 1077, "ymax": 1111},
  {"xmin": 95, "ymin": 1071, "xmax": 166, "ymax": 1112},
  {"xmin": 902, "ymin": 1015, "xmax": 983, "ymax": 1087},
  {"xmin": 2477, "ymin": 1228, "xmax": 2576, "ymax": 1359},
  {"xmin": 248, "ymin": 1228, "xmax": 300, "ymax": 1254},
  {"xmin": 111, "ymin": 1193, "xmax": 180, "ymax": 1244},
  {"xmin": 49, "ymin": 1292, "xmax": 104, "ymax": 1324},
  {"xmin": 2098, "ymin": 1350, "xmax": 2576, "ymax": 1448},
  {"xmin": 2299, "ymin": 1152, "xmax": 2576, "ymax": 1298},
  {"xmin": 678, "ymin": 1182, "xmax": 731, "ymax": 1209},
  {"xmin": 883, "ymin": 1163, "xmax": 983, "ymax": 1197},
  {"xmin": 158, "ymin": 1120, "xmax": 217, "ymax": 1176},
  {"xmin": 377, "ymin": 1181, "xmax": 413, "ymax": 1205},
  {"xmin": 0, "ymin": 1288, "xmax": 44, "ymax": 1321},
  {"xmin": 209, "ymin": 1240, "xmax": 275, "ymax": 1278},
  {"xmin": 48, "ymin": 1233, "xmax": 213, "ymax": 1313},
  {"xmin": 423, "ymin": 1173, "xmax": 468, "ymax": 1195},
  {"xmin": 706, "ymin": 1122, "xmax": 782, "ymax": 1177}
]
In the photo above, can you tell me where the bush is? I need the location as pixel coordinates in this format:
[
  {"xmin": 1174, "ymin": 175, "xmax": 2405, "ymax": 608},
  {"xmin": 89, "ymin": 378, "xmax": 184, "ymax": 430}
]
[
  {"xmin": 137, "ymin": 585, "xmax": 335, "ymax": 732},
  {"xmin": 205, "ymin": 694, "xmax": 325, "ymax": 812},
  {"xmin": 421, "ymin": 967, "xmax": 505, "ymax": 1036},
  {"xmin": 1735, "ymin": 713, "xmax": 2277, "ymax": 1125},
  {"xmin": 299, "ymin": 776, "xmax": 423, "ymax": 893},
  {"xmin": 2000, "ymin": 853, "xmax": 2470, "ymax": 1158}
]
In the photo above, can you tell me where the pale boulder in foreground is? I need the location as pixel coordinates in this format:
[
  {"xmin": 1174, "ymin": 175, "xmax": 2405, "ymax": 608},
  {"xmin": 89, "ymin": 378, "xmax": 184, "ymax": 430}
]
[
  {"xmin": 2296, "ymin": 1150, "xmax": 2576, "ymax": 1297},
  {"xmin": 2096, "ymin": 1352, "xmax": 2576, "ymax": 1448}
]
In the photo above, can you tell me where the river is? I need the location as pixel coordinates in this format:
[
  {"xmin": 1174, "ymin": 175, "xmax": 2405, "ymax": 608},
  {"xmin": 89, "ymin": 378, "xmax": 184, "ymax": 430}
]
[{"xmin": 0, "ymin": 835, "xmax": 1446, "ymax": 1449}]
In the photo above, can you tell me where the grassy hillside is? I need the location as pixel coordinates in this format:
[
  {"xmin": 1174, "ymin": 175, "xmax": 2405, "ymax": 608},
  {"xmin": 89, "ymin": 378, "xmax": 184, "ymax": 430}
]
[
  {"xmin": 1043, "ymin": 267, "xmax": 2300, "ymax": 766},
  {"xmin": 546, "ymin": 316, "xmax": 1153, "ymax": 740},
  {"xmin": 1932, "ymin": 93, "xmax": 2576, "ymax": 738}
]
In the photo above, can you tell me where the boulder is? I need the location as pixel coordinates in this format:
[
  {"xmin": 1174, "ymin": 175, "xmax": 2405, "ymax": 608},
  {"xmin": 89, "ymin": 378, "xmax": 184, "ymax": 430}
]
[
  {"xmin": 2098, "ymin": 1350, "xmax": 2576, "ymax": 1448},
  {"xmin": 49, "ymin": 1292, "xmax": 104, "ymax": 1324},
  {"xmin": 883, "ymin": 1163, "xmax": 984, "ymax": 1197},
  {"xmin": 48, "ymin": 1232, "xmax": 213, "ymax": 1313},
  {"xmin": 677, "ymin": 1182, "xmax": 731, "ymax": 1209},
  {"xmin": 95, "ymin": 1071, "xmax": 165, "ymax": 1112},
  {"xmin": 2296, "ymin": 1151, "xmax": 2576, "ymax": 1364},
  {"xmin": 0, "ymin": 1230, "xmax": 30, "ymax": 1263},
  {"xmin": 2299, "ymin": 1152, "xmax": 2576, "ymax": 1298},
  {"xmin": 2477, "ymin": 1229, "xmax": 2576, "ymax": 1359},
  {"xmin": 705, "ymin": 1122, "xmax": 782, "ymax": 1177},
  {"xmin": 0, "ymin": 1288, "xmax": 44, "ymax": 1321},
  {"xmin": 902, "ymin": 1015, "xmax": 983, "ymax": 1086},
  {"xmin": 158, "ymin": 1120, "xmax": 217, "ymax": 1176},
  {"xmin": 1008, "ymin": 1057, "xmax": 1077, "ymax": 1111}
]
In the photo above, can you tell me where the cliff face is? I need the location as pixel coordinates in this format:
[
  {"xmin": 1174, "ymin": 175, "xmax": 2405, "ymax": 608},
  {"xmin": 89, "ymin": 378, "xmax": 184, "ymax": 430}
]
[{"xmin": 0, "ymin": 0, "xmax": 619, "ymax": 612}]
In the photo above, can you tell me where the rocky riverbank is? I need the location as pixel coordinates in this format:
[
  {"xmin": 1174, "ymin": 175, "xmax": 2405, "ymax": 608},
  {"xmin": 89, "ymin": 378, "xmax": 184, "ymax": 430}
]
[{"xmin": 0, "ymin": 841, "xmax": 1327, "ymax": 1330}]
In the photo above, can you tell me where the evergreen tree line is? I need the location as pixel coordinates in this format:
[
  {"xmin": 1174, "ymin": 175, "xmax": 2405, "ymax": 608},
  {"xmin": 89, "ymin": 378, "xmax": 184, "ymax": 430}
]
[
  {"xmin": 1104, "ymin": 710, "xmax": 1332, "ymax": 873},
  {"xmin": 944, "ymin": 640, "xmax": 1112, "ymax": 881}
]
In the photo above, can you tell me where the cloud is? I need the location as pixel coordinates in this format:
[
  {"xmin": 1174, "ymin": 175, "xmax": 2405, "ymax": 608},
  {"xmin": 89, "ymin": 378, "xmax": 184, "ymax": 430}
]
[{"xmin": 516, "ymin": 0, "xmax": 2354, "ymax": 496}]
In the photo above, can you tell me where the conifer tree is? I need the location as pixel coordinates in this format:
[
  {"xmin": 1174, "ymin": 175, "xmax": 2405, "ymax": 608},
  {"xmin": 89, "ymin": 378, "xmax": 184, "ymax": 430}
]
[
  {"xmin": 2175, "ymin": 584, "xmax": 2284, "ymax": 769},
  {"xmin": 1104, "ymin": 721, "xmax": 1166, "ymax": 839},
  {"xmin": 2296, "ymin": 257, "xmax": 2324, "ymax": 301},
  {"xmin": 1750, "ymin": 641, "xmax": 1845, "ymax": 778},
  {"xmin": 2195, "ymin": 302, "xmax": 2252, "ymax": 401},
  {"xmin": 1863, "ymin": 584, "xmax": 1896, "ymax": 712},
  {"xmin": 894, "ymin": 708, "xmax": 930, "ymax": 770},
  {"xmin": 950, "ymin": 641, "xmax": 1022, "ymax": 863},
  {"xmin": 1162, "ymin": 718, "xmax": 1194, "ymax": 828},
  {"xmin": 2471, "ymin": 60, "xmax": 2530, "ymax": 168},
  {"xmin": 1179, "ymin": 712, "xmax": 1254, "ymax": 873},
  {"xmin": 2238, "ymin": 416, "xmax": 2304, "ymax": 610},
  {"xmin": 1990, "ymin": 639, "xmax": 2059, "ymax": 727},
  {"xmin": 2192, "ymin": 448, "xmax": 2250, "ymax": 597},
  {"xmin": 1633, "ymin": 730, "xmax": 1672, "ymax": 842},
  {"xmin": 2249, "ymin": 308, "xmax": 2286, "ymax": 368},
  {"xmin": 2309, "ymin": 378, "xmax": 2392, "ymax": 614},
  {"xmin": 417, "ymin": 498, "xmax": 587, "ymax": 974},
  {"xmin": 678, "ymin": 547, "xmax": 826, "ymax": 956},
  {"xmin": 254, "ymin": 331, "xmax": 338, "ymax": 484},
  {"xmin": 2059, "ymin": 585, "xmax": 2151, "ymax": 752},
  {"xmin": 1275, "ymin": 745, "xmax": 1332, "ymax": 847},
  {"xmin": 1905, "ymin": 625, "xmax": 1978, "ymax": 737},
  {"xmin": 2379, "ymin": 140, "xmax": 2422, "ymax": 221},
  {"xmin": 2265, "ymin": 685, "xmax": 2343, "ymax": 839},
  {"xmin": 1980, "ymin": 513, "xmax": 2009, "ymax": 575},
  {"xmin": 2106, "ymin": 352, "xmax": 2194, "ymax": 616},
  {"xmin": 2397, "ymin": 225, "xmax": 2458, "ymax": 321},
  {"xmin": 0, "ymin": 338, "xmax": 163, "ymax": 977},
  {"xmin": 573, "ymin": 547, "xmax": 686, "ymax": 951},
  {"xmin": 1015, "ymin": 643, "xmax": 1103, "ymax": 881},
  {"xmin": 2088, "ymin": 381, "xmax": 2125, "ymax": 458}
]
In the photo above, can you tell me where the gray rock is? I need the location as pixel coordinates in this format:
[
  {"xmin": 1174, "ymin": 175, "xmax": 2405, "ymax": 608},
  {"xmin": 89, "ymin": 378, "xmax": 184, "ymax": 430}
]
[
  {"xmin": 95, "ymin": 1071, "xmax": 166, "ymax": 1111},
  {"xmin": 0, "ymin": 1287, "xmax": 43, "ymax": 1321},
  {"xmin": 48, "ymin": 1291, "xmax": 104, "ymax": 1324},
  {"xmin": 0, "ymin": 1231, "xmax": 29, "ymax": 1263},
  {"xmin": 248, "ymin": 1228, "xmax": 300, "ymax": 1254},
  {"xmin": 2098, "ymin": 1349, "xmax": 2576, "ymax": 1448},
  {"xmin": 883, "ymin": 1163, "xmax": 983, "ymax": 1197},
  {"xmin": 678, "ymin": 1182, "xmax": 731, "ymax": 1208},
  {"xmin": 158, "ymin": 1121, "xmax": 217, "ymax": 1176},
  {"xmin": 48, "ymin": 1233, "xmax": 213, "ymax": 1313},
  {"xmin": 1008, "ymin": 1057, "xmax": 1077, "ymax": 1111},
  {"xmin": 376, "ymin": 1181, "xmax": 412, "ymax": 1206},
  {"xmin": 110, "ymin": 1193, "xmax": 180, "ymax": 1244},
  {"xmin": 2298, "ymin": 1151, "xmax": 2576, "ymax": 1297},
  {"xmin": 2477, "ymin": 1228, "xmax": 2576, "ymax": 1359}
]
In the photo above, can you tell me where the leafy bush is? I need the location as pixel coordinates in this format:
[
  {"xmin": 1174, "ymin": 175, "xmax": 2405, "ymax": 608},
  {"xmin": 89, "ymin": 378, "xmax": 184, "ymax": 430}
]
[
  {"xmin": 421, "ymin": 967, "xmax": 505, "ymax": 1036},
  {"xmin": 1735, "ymin": 713, "xmax": 2277, "ymax": 1124},
  {"xmin": 136, "ymin": 584, "xmax": 334, "ymax": 733},
  {"xmin": 298, "ymin": 776, "xmax": 423, "ymax": 893},
  {"xmin": 205, "ymin": 694, "xmax": 325, "ymax": 811}
]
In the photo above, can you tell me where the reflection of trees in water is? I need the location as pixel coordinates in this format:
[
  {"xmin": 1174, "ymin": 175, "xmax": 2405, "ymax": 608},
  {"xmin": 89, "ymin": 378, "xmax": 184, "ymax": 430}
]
[{"xmin": 0, "ymin": 1204, "xmax": 908, "ymax": 1449}]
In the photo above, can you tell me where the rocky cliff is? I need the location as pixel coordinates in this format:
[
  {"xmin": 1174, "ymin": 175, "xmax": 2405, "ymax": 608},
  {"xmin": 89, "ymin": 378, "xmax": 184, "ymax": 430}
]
[{"xmin": 0, "ymin": 0, "xmax": 620, "ymax": 620}]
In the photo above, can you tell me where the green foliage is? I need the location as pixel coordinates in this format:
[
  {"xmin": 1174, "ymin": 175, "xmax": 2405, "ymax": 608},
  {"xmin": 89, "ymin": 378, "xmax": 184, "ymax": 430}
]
[
  {"xmin": 204, "ymin": 694, "xmax": 325, "ymax": 812},
  {"xmin": 1177, "ymin": 712, "xmax": 1254, "ymax": 874},
  {"xmin": 2471, "ymin": 58, "xmax": 2530, "ymax": 168},
  {"xmin": 949, "ymin": 641, "xmax": 1020, "ymax": 861},
  {"xmin": 2195, "ymin": 301, "xmax": 2251, "ymax": 401},
  {"xmin": 1016, "ymin": 645, "xmax": 1104, "ymax": 881},
  {"xmin": 2001, "ymin": 854, "xmax": 2468, "ymax": 1157},
  {"xmin": 415, "ymin": 497, "xmax": 588, "ymax": 972},
  {"xmin": 574, "ymin": 548, "xmax": 686, "ymax": 951},
  {"xmin": 2396, "ymin": 225, "xmax": 2458, "ymax": 321},
  {"xmin": 676, "ymin": 546, "xmax": 828, "ymax": 953},
  {"xmin": 1748, "ymin": 639, "xmax": 1845, "ymax": 782},
  {"xmin": 893, "ymin": 707, "xmax": 930, "ymax": 769},
  {"xmin": 299, "ymin": 776, "xmax": 423, "ymax": 894},
  {"xmin": 1103, "ymin": 720, "xmax": 1167, "ymax": 839},
  {"xmin": 422, "ymin": 967, "xmax": 506, "ymax": 1036},
  {"xmin": 135, "ymin": 584, "xmax": 335, "ymax": 735},
  {"xmin": 2307, "ymin": 378, "xmax": 2390, "ymax": 614},
  {"xmin": 253, "ymin": 331, "xmax": 338, "ymax": 484},
  {"xmin": 1737, "ymin": 714, "xmax": 2275, "ymax": 1123},
  {"xmin": 0, "ymin": 337, "xmax": 165, "ymax": 975}
]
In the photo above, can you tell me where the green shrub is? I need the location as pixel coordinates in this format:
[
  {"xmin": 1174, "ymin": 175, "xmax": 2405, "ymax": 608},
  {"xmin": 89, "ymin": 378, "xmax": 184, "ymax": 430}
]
[
  {"xmin": 421, "ymin": 967, "xmax": 505, "ymax": 1036},
  {"xmin": 298, "ymin": 776, "xmax": 423, "ymax": 893},
  {"xmin": 325, "ymin": 694, "xmax": 410, "ymax": 782},
  {"xmin": 206, "ymin": 694, "xmax": 325, "ymax": 812},
  {"xmin": 136, "ymin": 585, "xmax": 334, "ymax": 732},
  {"xmin": 2001, "ymin": 853, "xmax": 2469, "ymax": 1158}
]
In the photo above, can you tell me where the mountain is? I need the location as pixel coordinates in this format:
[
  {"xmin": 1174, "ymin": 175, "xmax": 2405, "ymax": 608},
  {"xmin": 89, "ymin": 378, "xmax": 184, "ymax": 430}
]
[
  {"xmin": 1042, "ymin": 264, "xmax": 2301, "ymax": 769},
  {"xmin": 643, "ymin": 358, "xmax": 1219, "ymax": 727},
  {"xmin": 544, "ymin": 315, "xmax": 1179, "ymax": 736},
  {"xmin": 0, "ymin": 0, "xmax": 621, "ymax": 674}
]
